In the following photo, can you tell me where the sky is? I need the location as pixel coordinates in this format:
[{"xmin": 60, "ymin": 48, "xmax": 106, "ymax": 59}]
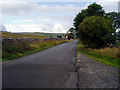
[{"xmin": 0, "ymin": 0, "xmax": 119, "ymax": 33}]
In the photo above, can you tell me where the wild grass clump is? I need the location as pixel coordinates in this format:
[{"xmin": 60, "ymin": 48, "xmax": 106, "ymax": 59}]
[
  {"xmin": 2, "ymin": 41, "xmax": 32, "ymax": 60},
  {"xmin": 2, "ymin": 39, "xmax": 69, "ymax": 61},
  {"xmin": 77, "ymin": 41, "xmax": 120, "ymax": 68},
  {"xmin": 94, "ymin": 47, "xmax": 120, "ymax": 59}
]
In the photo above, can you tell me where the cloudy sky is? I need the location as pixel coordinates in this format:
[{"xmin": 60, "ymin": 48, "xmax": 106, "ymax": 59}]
[{"xmin": 0, "ymin": 0, "xmax": 119, "ymax": 33}]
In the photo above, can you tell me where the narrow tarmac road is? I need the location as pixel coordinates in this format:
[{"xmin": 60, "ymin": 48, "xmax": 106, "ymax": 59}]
[{"xmin": 3, "ymin": 40, "xmax": 78, "ymax": 88}]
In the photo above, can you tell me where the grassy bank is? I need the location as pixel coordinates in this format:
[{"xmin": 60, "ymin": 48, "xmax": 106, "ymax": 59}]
[
  {"xmin": 2, "ymin": 40, "xmax": 70, "ymax": 61},
  {"xmin": 77, "ymin": 41, "xmax": 120, "ymax": 68}
]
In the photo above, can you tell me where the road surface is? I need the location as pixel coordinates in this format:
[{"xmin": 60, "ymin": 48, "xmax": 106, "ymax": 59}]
[{"xmin": 3, "ymin": 40, "xmax": 78, "ymax": 88}]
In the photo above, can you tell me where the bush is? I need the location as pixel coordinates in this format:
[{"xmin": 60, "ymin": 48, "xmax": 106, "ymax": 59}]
[
  {"xmin": 74, "ymin": 3, "xmax": 105, "ymax": 31},
  {"xmin": 77, "ymin": 16, "xmax": 116, "ymax": 48}
]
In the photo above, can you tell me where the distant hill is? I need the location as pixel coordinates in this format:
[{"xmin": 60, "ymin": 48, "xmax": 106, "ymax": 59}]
[
  {"xmin": 19, "ymin": 32, "xmax": 66, "ymax": 38},
  {"xmin": 2, "ymin": 32, "xmax": 45, "ymax": 39}
]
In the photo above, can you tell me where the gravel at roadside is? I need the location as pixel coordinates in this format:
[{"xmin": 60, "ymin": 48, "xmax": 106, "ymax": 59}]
[{"xmin": 76, "ymin": 51, "xmax": 119, "ymax": 88}]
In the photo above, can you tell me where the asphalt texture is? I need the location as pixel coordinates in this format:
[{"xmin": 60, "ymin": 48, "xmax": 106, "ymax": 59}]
[
  {"xmin": 77, "ymin": 52, "xmax": 119, "ymax": 88},
  {"xmin": 2, "ymin": 40, "xmax": 78, "ymax": 88}
]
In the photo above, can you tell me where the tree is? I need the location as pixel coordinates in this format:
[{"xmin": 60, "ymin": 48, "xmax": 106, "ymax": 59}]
[
  {"xmin": 86, "ymin": 3, "xmax": 105, "ymax": 17},
  {"xmin": 77, "ymin": 16, "xmax": 116, "ymax": 48},
  {"xmin": 74, "ymin": 9, "xmax": 87, "ymax": 31},
  {"xmin": 67, "ymin": 27, "xmax": 76, "ymax": 34},
  {"xmin": 74, "ymin": 3, "xmax": 105, "ymax": 31},
  {"xmin": 105, "ymin": 12, "xmax": 120, "ymax": 29},
  {"xmin": 115, "ymin": 12, "xmax": 120, "ymax": 29},
  {"xmin": 57, "ymin": 35, "xmax": 62, "ymax": 38}
]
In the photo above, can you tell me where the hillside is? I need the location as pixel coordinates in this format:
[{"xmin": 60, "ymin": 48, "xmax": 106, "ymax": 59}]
[
  {"xmin": 20, "ymin": 32, "xmax": 66, "ymax": 38},
  {"xmin": 2, "ymin": 32, "xmax": 45, "ymax": 39}
]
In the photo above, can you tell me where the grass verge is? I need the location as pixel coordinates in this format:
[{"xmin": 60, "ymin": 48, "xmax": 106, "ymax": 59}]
[
  {"xmin": 77, "ymin": 41, "xmax": 120, "ymax": 68},
  {"xmin": 2, "ymin": 40, "xmax": 70, "ymax": 61}
]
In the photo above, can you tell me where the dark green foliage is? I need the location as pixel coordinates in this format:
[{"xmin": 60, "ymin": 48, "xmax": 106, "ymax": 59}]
[
  {"xmin": 86, "ymin": 3, "xmax": 105, "ymax": 16},
  {"xmin": 72, "ymin": 2, "xmax": 118, "ymax": 49},
  {"xmin": 57, "ymin": 35, "xmax": 62, "ymax": 38},
  {"xmin": 67, "ymin": 27, "xmax": 76, "ymax": 34},
  {"xmin": 66, "ymin": 33, "xmax": 74, "ymax": 40},
  {"xmin": 2, "ymin": 41, "xmax": 31, "ymax": 53},
  {"xmin": 74, "ymin": 9, "xmax": 87, "ymax": 31},
  {"xmin": 105, "ymin": 12, "xmax": 120, "ymax": 29},
  {"xmin": 74, "ymin": 3, "xmax": 105, "ymax": 31},
  {"xmin": 77, "ymin": 16, "xmax": 116, "ymax": 48}
]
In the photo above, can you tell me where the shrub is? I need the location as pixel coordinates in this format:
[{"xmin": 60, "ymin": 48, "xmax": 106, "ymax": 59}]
[{"xmin": 77, "ymin": 16, "xmax": 116, "ymax": 48}]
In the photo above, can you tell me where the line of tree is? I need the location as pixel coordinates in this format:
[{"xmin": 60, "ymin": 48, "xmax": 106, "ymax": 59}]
[{"xmin": 68, "ymin": 2, "xmax": 120, "ymax": 48}]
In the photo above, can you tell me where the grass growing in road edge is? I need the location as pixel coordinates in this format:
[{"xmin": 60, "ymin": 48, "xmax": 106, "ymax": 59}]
[{"xmin": 77, "ymin": 41, "xmax": 120, "ymax": 68}]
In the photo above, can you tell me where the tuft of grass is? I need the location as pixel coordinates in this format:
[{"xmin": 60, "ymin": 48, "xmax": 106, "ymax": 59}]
[
  {"xmin": 77, "ymin": 41, "xmax": 120, "ymax": 68},
  {"xmin": 94, "ymin": 47, "xmax": 120, "ymax": 59}
]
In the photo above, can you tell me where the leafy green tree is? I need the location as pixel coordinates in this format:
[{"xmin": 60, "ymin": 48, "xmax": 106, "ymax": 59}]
[
  {"xmin": 77, "ymin": 16, "xmax": 115, "ymax": 48},
  {"xmin": 74, "ymin": 9, "xmax": 87, "ymax": 31},
  {"xmin": 86, "ymin": 3, "xmax": 105, "ymax": 16},
  {"xmin": 105, "ymin": 12, "xmax": 120, "ymax": 29},
  {"xmin": 67, "ymin": 27, "xmax": 76, "ymax": 34},
  {"xmin": 74, "ymin": 3, "xmax": 105, "ymax": 31},
  {"xmin": 114, "ymin": 13, "xmax": 120, "ymax": 29}
]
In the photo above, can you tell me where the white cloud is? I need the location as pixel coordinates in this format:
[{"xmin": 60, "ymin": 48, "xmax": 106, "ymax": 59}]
[
  {"xmin": 5, "ymin": 22, "xmax": 69, "ymax": 33},
  {"xmin": 5, "ymin": 24, "xmax": 16, "ymax": 29},
  {"xmin": 4, "ymin": 15, "xmax": 75, "ymax": 33},
  {"xmin": 1, "ymin": 1, "xmax": 82, "ymax": 17},
  {"xmin": 0, "ymin": 24, "xmax": 7, "ymax": 31},
  {"xmin": 97, "ymin": 0, "xmax": 119, "ymax": 12},
  {"xmin": 1, "ymin": 1, "xmax": 81, "ymax": 33},
  {"xmin": 1, "ymin": 1, "xmax": 119, "ymax": 33},
  {"xmin": 96, "ymin": 0, "xmax": 119, "ymax": 3},
  {"xmin": 53, "ymin": 23, "xmax": 64, "ymax": 33},
  {"xmin": 5, "ymin": 24, "xmax": 17, "ymax": 31},
  {"xmin": 1, "ymin": 1, "xmax": 38, "ymax": 17},
  {"xmin": 13, "ymin": 20, "xmax": 33, "ymax": 23}
]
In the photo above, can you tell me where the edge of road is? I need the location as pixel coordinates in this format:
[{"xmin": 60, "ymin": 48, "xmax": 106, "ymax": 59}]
[{"xmin": 65, "ymin": 40, "xmax": 79, "ymax": 88}]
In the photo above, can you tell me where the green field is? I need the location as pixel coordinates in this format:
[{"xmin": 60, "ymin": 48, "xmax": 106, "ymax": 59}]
[
  {"xmin": 2, "ymin": 32, "xmax": 69, "ymax": 61},
  {"xmin": 77, "ymin": 41, "xmax": 120, "ymax": 68},
  {"xmin": 2, "ymin": 32, "xmax": 45, "ymax": 38},
  {"xmin": 19, "ymin": 32, "xmax": 66, "ymax": 38}
]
